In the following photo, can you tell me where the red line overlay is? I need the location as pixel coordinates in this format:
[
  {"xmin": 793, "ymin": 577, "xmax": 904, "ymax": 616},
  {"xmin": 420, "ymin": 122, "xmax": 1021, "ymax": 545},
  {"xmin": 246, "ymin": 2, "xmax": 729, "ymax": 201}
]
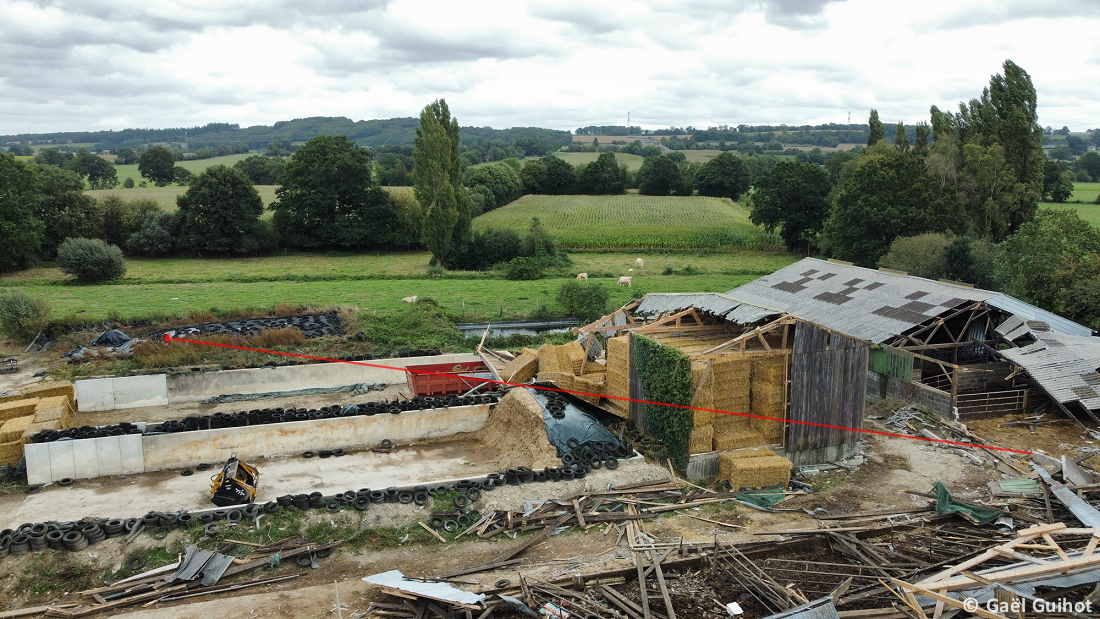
[{"xmin": 164, "ymin": 334, "xmax": 1033, "ymax": 455}]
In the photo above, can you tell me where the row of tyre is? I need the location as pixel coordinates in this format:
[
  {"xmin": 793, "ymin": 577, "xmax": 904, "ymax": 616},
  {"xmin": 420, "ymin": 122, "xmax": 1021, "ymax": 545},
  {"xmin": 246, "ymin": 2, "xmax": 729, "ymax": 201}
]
[
  {"xmin": 155, "ymin": 312, "xmax": 343, "ymax": 341},
  {"xmin": 0, "ymin": 519, "xmax": 123, "ymax": 557},
  {"xmin": 0, "ymin": 454, "xmax": 625, "ymax": 560},
  {"xmin": 559, "ymin": 438, "xmax": 634, "ymax": 471},
  {"xmin": 28, "ymin": 392, "xmax": 504, "ymax": 444}
]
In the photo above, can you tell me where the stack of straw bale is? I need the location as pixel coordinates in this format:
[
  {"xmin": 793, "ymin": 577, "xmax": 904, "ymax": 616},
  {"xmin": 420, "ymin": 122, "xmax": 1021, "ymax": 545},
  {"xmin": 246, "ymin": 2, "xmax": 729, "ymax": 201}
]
[
  {"xmin": 0, "ymin": 415, "xmax": 33, "ymax": 444},
  {"xmin": 750, "ymin": 355, "xmax": 787, "ymax": 442},
  {"xmin": 718, "ymin": 449, "xmax": 792, "ymax": 490},
  {"xmin": 501, "ymin": 350, "xmax": 539, "ymax": 384},
  {"xmin": 603, "ymin": 336, "xmax": 630, "ymax": 418},
  {"xmin": 692, "ymin": 355, "xmax": 759, "ymax": 450},
  {"xmin": 688, "ymin": 425, "xmax": 714, "ymax": 454},
  {"xmin": 0, "ymin": 382, "xmax": 76, "ymax": 466},
  {"xmin": 573, "ymin": 373, "xmax": 605, "ymax": 405}
]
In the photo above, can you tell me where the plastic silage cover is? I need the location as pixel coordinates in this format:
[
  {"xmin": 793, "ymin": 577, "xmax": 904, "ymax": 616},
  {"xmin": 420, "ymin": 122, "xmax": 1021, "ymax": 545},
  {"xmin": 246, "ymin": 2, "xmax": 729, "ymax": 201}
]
[{"xmin": 527, "ymin": 387, "xmax": 621, "ymax": 456}]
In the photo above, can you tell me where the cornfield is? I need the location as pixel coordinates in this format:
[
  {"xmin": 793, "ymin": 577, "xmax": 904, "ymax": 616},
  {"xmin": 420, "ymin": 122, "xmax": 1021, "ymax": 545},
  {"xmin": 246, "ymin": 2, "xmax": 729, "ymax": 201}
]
[{"xmin": 473, "ymin": 195, "xmax": 781, "ymax": 250}]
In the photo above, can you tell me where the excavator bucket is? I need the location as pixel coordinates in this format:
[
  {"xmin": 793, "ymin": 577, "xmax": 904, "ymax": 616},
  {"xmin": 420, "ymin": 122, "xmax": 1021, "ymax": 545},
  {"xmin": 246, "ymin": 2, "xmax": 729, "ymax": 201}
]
[{"xmin": 209, "ymin": 457, "xmax": 259, "ymax": 506}]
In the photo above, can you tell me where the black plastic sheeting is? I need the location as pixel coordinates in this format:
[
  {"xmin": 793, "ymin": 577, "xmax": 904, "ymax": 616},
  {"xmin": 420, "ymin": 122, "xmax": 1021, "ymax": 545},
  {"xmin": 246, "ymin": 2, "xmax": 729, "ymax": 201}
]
[
  {"xmin": 155, "ymin": 312, "xmax": 342, "ymax": 340},
  {"xmin": 90, "ymin": 329, "xmax": 131, "ymax": 347},
  {"xmin": 527, "ymin": 385, "xmax": 622, "ymax": 457}
]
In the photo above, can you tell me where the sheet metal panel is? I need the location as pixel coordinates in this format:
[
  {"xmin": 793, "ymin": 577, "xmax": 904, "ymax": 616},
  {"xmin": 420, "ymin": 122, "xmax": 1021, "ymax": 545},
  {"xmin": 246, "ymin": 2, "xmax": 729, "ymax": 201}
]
[
  {"xmin": 998, "ymin": 328, "xmax": 1100, "ymax": 410},
  {"xmin": 726, "ymin": 258, "xmax": 993, "ymax": 343},
  {"xmin": 985, "ymin": 294, "xmax": 1093, "ymax": 336},
  {"xmin": 761, "ymin": 597, "xmax": 841, "ymax": 619},
  {"xmin": 363, "ymin": 570, "xmax": 486, "ymax": 606}
]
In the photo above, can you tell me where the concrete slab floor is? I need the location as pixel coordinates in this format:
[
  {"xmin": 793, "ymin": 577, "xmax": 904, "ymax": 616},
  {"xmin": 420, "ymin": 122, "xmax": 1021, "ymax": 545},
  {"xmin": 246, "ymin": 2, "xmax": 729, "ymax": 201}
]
[{"xmin": 2, "ymin": 440, "xmax": 582, "ymax": 529}]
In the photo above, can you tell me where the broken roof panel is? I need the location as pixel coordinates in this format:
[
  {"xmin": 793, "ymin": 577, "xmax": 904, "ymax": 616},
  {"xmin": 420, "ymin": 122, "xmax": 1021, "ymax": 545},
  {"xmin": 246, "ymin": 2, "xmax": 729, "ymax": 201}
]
[
  {"xmin": 760, "ymin": 597, "xmax": 841, "ymax": 619},
  {"xmin": 725, "ymin": 258, "xmax": 996, "ymax": 343},
  {"xmin": 999, "ymin": 327, "xmax": 1100, "ymax": 411},
  {"xmin": 984, "ymin": 294, "xmax": 1093, "ymax": 337},
  {"xmin": 363, "ymin": 570, "xmax": 486, "ymax": 607},
  {"xmin": 634, "ymin": 292, "xmax": 778, "ymax": 326}
]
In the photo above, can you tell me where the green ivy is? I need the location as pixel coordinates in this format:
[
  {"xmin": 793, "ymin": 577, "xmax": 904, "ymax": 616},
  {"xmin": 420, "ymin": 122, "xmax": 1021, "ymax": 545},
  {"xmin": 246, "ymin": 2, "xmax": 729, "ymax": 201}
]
[{"xmin": 632, "ymin": 334, "xmax": 693, "ymax": 470}]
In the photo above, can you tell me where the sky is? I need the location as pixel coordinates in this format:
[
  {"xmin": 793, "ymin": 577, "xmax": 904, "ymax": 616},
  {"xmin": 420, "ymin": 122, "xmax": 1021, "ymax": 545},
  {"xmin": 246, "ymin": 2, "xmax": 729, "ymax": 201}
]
[{"xmin": 2, "ymin": 0, "xmax": 1100, "ymax": 135}]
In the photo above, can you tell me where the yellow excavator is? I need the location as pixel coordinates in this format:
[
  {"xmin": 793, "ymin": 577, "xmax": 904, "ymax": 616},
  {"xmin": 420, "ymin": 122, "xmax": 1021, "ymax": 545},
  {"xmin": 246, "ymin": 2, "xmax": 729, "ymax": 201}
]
[{"xmin": 209, "ymin": 456, "xmax": 259, "ymax": 506}]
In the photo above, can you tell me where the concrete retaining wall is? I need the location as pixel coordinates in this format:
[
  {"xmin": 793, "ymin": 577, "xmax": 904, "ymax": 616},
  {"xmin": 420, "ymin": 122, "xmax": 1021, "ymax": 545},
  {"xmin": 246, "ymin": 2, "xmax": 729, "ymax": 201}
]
[
  {"xmin": 25, "ymin": 435, "xmax": 144, "ymax": 485},
  {"xmin": 25, "ymin": 404, "xmax": 489, "ymax": 483},
  {"xmin": 866, "ymin": 370, "xmax": 953, "ymax": 417},
  {"xmin": 141, "ymin": 404, "xmax": 489, "ymax": 470},
  {"xmin": 73, "ymin": 353, "xmax": 484, "ymax": 412},
  {"xmin": 74, "ymin": 375, "xmax": 169, "ymax": 412},
  {"xmin": 165, "ymin": 353, "xmax": 482, "ymax": 403}
]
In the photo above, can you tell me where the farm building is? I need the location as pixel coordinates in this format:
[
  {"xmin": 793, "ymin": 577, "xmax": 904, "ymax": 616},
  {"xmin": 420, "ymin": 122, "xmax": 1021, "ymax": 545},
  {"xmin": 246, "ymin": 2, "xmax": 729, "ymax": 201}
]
[{"xmin": 543, "ymin": 257, "xmax": 1100, "ymax": 479}]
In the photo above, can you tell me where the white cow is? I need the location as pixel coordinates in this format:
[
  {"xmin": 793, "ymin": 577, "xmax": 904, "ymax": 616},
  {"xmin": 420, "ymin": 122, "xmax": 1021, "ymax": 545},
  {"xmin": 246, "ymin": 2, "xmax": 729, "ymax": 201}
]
[
  {"xmin": 401, "ymin": 296, "xmax": 418, "ymax": 303},
  {"xmin": 576, "ymin": 273, "xmax": 588, "ymax": 281},
  {"xmin": 617, "ymin": 276, "xmax": 632, "ymax": 287},
  {"xmin": 636, "ymin": 258, "xmax": 644, "ymax": 268}
]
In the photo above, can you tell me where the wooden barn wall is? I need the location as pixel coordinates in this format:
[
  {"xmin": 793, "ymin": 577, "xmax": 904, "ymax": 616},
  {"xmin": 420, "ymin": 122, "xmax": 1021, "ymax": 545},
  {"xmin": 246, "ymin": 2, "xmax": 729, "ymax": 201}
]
[
  {"xmin": 788, "ymin": 323, "xmax": 869, "ymax": 465},
  {"xmin": 627, "ymin": 333, "xmax": 645, "ymax": 431}
]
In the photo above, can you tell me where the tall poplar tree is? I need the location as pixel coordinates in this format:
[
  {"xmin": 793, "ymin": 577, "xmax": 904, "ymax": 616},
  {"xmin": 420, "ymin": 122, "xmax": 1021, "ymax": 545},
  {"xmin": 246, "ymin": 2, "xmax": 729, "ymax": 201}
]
[
  {"xmin": 867, "ymin": 110, "xmax": 884, "ymax": 145},
  {"xmin": 414, "ymin": 99, "xmax": 470, "ymax": 267}
]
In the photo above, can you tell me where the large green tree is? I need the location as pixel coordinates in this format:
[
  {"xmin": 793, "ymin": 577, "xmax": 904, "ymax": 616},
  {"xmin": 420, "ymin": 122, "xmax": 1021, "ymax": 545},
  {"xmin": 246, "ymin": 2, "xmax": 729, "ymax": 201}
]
[
  {"xmin": 271, "ymin": 135, "xmax": 395, "ymax": 248},
  {"xmin": 67, "ymin": 152, "xmax": 118, "ymax": 189},
  {"xmin": 234, "ymin": 155, "xmax": 285, "ymax": 185},
  {"xmin": 539, "ymin": 155, "xmax": 576, "ymax": 194},
  {"xmin": 414, "ymin": 99, "xmax": 470, "ymax": 266},
  {"xmin": 636, "ymin": 155, "xmax": 681, "ymax": 195},
  {"xmin": 824, "ymin": 145, "xmax": 959, "ymax": 266},
  {"xmin": 749, "ymin": 160, "xmax": 832, "ymax": 251},
  {"xmin": 694, "ymin": 152, "xmax": 750, "ymax": 199},
  {"xmin": 996, "ymin": 209, "xmax": 1100, "ymax": 326},
  {"xmin": 867, "ymin": 110, "xmax": 884, "ymax": 145},
  {"xmin": 465, "ymin": 163, "xmax": 523, "ymax": 211},
  {"xmin": 577, "ymin": 151, "xmax": 625, "ymax": 194},
  {"xmin": 34, "ymin": 165, "xmax": 101, "ymax": 259},
  {"xmin": 0, "ymin": 154, "xmax": 44, "ymax": 271},
  {"xmin": 176, "ymin": 165, "xmax": 264, "ymax": 253},
  {"xmin": 138, "ymin": 146, "xmax": 177, "ymax": 186}
]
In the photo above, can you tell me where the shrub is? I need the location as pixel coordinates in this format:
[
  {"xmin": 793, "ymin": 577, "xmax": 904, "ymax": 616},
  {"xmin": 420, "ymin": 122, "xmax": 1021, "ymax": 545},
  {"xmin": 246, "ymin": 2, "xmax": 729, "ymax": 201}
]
[
  {"xmin": 0, "ymin": 291, "xmax": 51, "ymax": 342},
  {"xmin": 555, "ymin": 280, "xmax": 610, "ymax": 321},
  {"xmin": 122, "ymin": 177, "xmax": 135, "ymax": 188},
  {"xmin": 126, "ymin": 211, "xmax": 178, "ymax": 256},
  {"xmin": 504, "ymin": 256, "xmax": 543, "ymax": 280},
  {"xmin": 56, "ymin": 237, "xmax": 126, "ymax": 282},
  {"xmin": 877, "ymin": 233, "xmax": 951, "ymax": 279}
]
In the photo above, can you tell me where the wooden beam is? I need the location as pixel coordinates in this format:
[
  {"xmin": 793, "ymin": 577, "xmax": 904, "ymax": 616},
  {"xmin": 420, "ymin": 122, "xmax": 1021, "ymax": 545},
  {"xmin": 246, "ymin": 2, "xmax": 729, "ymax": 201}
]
[{"xmin": 699, "ymin": 315, "xmax": 795, "ymax": 355}]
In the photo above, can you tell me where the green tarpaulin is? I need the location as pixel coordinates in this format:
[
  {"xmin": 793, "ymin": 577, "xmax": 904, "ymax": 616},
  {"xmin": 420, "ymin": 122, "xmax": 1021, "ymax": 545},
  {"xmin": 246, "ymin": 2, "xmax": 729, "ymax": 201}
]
[
  {"xmin": 735, "ymin": 487, "xmax": 788, "ymax": 509},
  {"xmin": 932, "ymin": 481, "xmax": 1004, "ymax": 525}
]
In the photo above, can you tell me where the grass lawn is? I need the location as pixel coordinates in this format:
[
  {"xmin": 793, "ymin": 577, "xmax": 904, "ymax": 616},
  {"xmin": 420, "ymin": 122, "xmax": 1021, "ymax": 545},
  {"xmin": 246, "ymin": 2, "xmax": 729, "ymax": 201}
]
[
  {"xmin": 0, "ymin": 251, "xmax": 796, "ymax": 321},
  {"xmin": 555, "ymin": 152, "xmax": 646, "ymax": 172},
  {"xmin": 85, "ymin": 185, "xmax": 279, "ymax": 213},
  {"xmin": 474, "ymin": 194, "xmax": 779, "ymax": 250},
  {"xmin": 111, "ymin": 153, "xmax": 255, "ymax": 187},
  {"xmin": 1040, "ymin": 182, "xmax": 1100, "ymax": 226}
]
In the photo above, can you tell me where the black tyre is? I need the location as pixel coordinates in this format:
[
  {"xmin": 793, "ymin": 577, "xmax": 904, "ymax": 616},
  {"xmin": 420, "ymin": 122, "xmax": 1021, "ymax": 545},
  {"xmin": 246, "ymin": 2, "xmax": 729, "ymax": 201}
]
[
  {"xmin": 226, "ymin": 509, "xmax": 243, "ymax": 523},
  {"xmin": 58, "ymin": 478, "xmax": 73, "ymax": 486},
  {"xmin": 605, "ymin": 456, "xmax": 619, "ymax": 470},
  {"xmin": 126, "ymin": 555, "xmax": 146, "ymax": 572},
  {"xmin": 453, "ymin": 494, "xmax": 469, "ymax": 509},
  {"xmin": 353, "ymin": 496, "xmax": 371, "ymax": 511},
  {"xmin": 198, "ymin": 513, "xmax": 215, "ymax": 524},
  {"xmin": 562, "ymin": 453, "xmax": 577, "ymax": 466},
  {"xmin": 325, "ymin": 499, "xmax": 341, "ymax": 513},
  {"xmin": 369, "ymin": 490, "xmax": 386, "ymax": 504},
  {"xmin": 319, "ymin": 450, "xmax": 332, "ymax": 458},
  {"xmin": 566, "ymin": 437, "xmax": 580, "ymax": 449},
  {"xmin": 380, "ymin": 439, "xmax": 394, "ymax": 449},
  {"xmin": 398, "ymin": 491, "xmax": 413, "ymax": 504},
  {"xmin": 302, "ymin": 451, "xmax": 315, "ymax": 458},
  {"xmin": 465, "ymin": 488, "xmax": 481, "ymax": 502},
  {"xmin": 296, "ymin": 554, "xmax": 313, "ymax": 568},
  {"xmin": 204, "ymin": 523, "xmax": 219, "ymax": 536},
  {"xmin": 413, "ymin": 491, "xmax": 429, "ymax": 506},
  {"xmin": 384, "ymin": 487, "xmax": 399, "ymax": 503},
  {"xmin": 150, "ymin": 527, "xmax": 169, "ymax": 540},
  {"xmin": 430, "ymin": 516, "xmax": 444, "ymax": 529},
  {"xmin": 181, "ymin": 469, "xmax": 193, "ymax": 476},
  {"xmin": 442, "ymin": 519, "xmax": 458, "ymax": 532}
]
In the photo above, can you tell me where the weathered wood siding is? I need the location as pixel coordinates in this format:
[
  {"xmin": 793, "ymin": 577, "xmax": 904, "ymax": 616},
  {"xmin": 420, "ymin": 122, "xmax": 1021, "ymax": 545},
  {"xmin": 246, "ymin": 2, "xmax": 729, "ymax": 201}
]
[{"xmin": 788, "ymin": 323, "xmax": 869, "ymax": 465}]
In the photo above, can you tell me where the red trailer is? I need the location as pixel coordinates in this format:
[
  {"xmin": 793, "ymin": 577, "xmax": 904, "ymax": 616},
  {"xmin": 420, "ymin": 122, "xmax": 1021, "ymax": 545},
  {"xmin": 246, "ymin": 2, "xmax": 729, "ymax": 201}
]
[{"xmin": 405, "ymin": 360, "xmax": 493, "ymax": 396}]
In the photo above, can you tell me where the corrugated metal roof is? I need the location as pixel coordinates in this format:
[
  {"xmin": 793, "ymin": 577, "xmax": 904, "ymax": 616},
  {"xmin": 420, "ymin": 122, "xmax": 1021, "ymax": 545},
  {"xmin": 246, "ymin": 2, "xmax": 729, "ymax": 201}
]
[
  {"xmin": 761, "ymin": 597, "xmax": 840, "ymax": 619},
  {"xmin": 725, "ymin": 258, "xmax": 993, "ymax": 343},
  {"xmin": 985, "ymin": 294, "xmax": 1093, "ymax": 336},
  {"xmin": 363, "ymin": 570, "xmax": 486, "ymax": 606},
  {"xmin": 634, "ymin": 292, "xmax": 778, "ymax": 326},
  {"xmin": 999, "ymin": 327, "xmax": 1100, "ymax": 410}
]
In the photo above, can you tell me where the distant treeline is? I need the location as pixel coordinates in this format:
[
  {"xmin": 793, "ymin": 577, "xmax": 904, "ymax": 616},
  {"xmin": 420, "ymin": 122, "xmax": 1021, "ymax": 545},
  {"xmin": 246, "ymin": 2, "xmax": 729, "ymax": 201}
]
[{"xmin": 1, "ymin": 117, "xmax": 573, "ymax": 154}]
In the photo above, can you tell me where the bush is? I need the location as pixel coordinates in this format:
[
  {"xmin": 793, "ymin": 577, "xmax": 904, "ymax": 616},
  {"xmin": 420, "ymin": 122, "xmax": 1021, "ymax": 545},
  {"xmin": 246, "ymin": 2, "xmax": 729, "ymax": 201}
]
[
  {"xmin": 555, "ymin": 280, "xmax": 610, "ymax": 321},
  {"xmin": 56, "ymin": 237, "xmax": 126, "ymax": 282},
  {"xmin": 876, "ymin": 233, "xmax": 952, "ymax": 280},
  {"xmin": 504, "ymin": 256, "xmax": 544, "ymax": 280},
  {"xmin": 126, "ymin": 211, "xmax": 178, "ymax": 255},
  {"xmin": 0, "ymin": 290, "xmax": 51, "ymax": 342}
]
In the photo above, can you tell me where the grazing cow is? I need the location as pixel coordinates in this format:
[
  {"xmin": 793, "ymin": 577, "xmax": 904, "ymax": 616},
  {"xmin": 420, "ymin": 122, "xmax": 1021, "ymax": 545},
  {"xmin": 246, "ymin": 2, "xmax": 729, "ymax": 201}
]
[
  {"xmin": 576, "ymin": 273, "xmax": 588, "ymax": 281},
  {"xmin": 617, "ymin": 276, "xmax": 632, "ymax": 287},
  {"xmin": 628, "ymin": 268, "xmax": 633, "ymax": 272},
  {"xmin": 636, "ymin": 258, "xmax": 644, "ymax": 268},
  {"xmin": 401, "ymin": 296, "xmax": 418, "ymax": 303}
]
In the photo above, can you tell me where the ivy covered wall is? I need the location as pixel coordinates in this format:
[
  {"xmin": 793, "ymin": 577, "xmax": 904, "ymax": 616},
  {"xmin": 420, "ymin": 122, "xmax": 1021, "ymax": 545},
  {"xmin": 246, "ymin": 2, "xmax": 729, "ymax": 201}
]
[{"xmin": 632, "ymin": 334, "xmax": 694, "ymax": 470}]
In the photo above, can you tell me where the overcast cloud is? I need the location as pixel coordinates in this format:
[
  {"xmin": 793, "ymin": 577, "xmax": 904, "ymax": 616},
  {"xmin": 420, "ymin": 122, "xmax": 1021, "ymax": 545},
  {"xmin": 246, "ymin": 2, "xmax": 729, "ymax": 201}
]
[{"xmin": 1, "ymin": 0, "xmax": 1098, "ymax": 134}]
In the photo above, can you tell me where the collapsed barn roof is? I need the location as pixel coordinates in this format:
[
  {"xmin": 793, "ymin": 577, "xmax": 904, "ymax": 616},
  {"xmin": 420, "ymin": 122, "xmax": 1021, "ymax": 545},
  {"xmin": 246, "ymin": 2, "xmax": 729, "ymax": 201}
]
[
  {"xmin": 723, "ymin": 257, "xmax": 1092, "ymax": 342},
  {"xmin": 998, "ymin": 323, "xmax": 1100, "ymax": 412}
]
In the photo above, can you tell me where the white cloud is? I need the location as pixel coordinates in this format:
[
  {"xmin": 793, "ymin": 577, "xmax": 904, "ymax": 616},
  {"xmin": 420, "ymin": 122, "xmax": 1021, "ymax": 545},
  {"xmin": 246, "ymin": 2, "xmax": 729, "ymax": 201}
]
[{"xmin": 0, "ymin": 0, "xmax": 1098, "ymax": 134}]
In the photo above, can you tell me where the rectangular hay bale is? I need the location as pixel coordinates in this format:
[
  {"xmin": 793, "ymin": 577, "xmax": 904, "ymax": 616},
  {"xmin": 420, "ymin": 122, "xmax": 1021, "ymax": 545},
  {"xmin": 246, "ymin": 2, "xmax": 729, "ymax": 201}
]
[
  {"xmin": 749, "ymin": 398, "xmax": 786, "ymax": 443},
  {"xmin": 17, "ymin": 381, "xmax": 75, "ymax": 401},
  {"xmin": 722, "ymin": 447, "xmax": 778, "ymax": 460},
  {"xmin": 0, "ymin": 440, "xmax": 24, "ymax": 466},
  {"xmin": 720, "ymin": 454, "xmax": 792, "ymax": 490},
  {"xmin": 22, "ymin": 420, "xmax": 61, "ymax": 440},
  {"xmin": 0, "ymin": 399, "xmax": 38, "ymax": 423},
  {"xmin": 573, "ymin": 374, "xmax": 605, "ymax": 404},
  {"xmin": 34, "ymin": 395, "xmax": 70, "ymax": 411},
  {"xmin": 501, "ymin": 352, "xmax": 539, "ymax": 384},
  {"xmin": 692, "ymin": 408, "xmax": 715, "ymax": 427},
  {"xmin": 537, "ymin": 372, "xmax": 575, "ymax": 391},
  {"xmin": 689, "ymin": 425, "xmax": 714, "ymax": 454},
  {"xmin": 713, "ymin": 412, "xmax": 750, "ymax": 434},
  {"xmin": 712, "ymin": 429, "xmax": 765, "ymax": 451},
  {"xmin": 0, "ymin": 415, "xmax": 34, "ymax": 444}
]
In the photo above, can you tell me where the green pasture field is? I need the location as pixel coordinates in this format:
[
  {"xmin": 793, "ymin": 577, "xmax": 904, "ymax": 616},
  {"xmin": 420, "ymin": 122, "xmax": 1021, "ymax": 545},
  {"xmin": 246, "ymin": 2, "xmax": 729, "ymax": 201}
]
[
  {"xmin": 0, "ymin": 250, "xmax": 795, "ymax": 321},
  {"xmin": 681, "ymin": 150, "xmax": 722, "ymax": 163},
  {"xmin": 473, "ymin": 194, "xmax": 780, "ymax": 250},
  {"xmin": 1040, "ymin": 182, "xmax": 1100, "ymax": 227},
  {"xmin": 554, "ymin": 152, "xmax": 645, "ymax": 172},
  {"xmin": 112, "ymin": 153, "xmax": 254, "ymax": 187},
  {"xmin": 85, "ymin": 185, "xmax": 279, "ymax": 213}
]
